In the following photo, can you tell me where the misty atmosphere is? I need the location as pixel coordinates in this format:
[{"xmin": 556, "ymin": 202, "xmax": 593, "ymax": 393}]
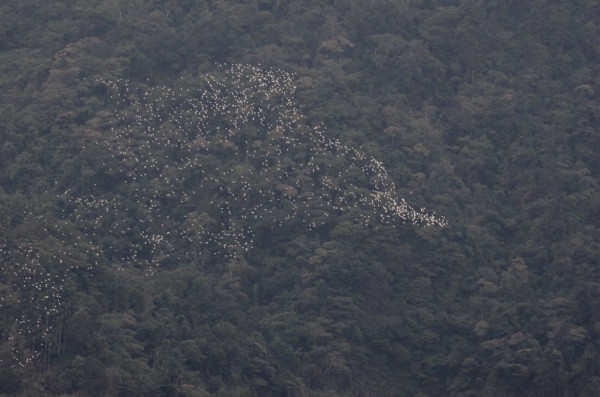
[{"xmin": 1, "ymin": 1, "xmax": 600, "ymax": 396}]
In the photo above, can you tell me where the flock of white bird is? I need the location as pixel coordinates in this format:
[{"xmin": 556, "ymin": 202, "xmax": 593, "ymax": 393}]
[
  {"xmin": 1, "ymin": 63, "xmax": 446, "ymax": 367},
  {"xmin": 0, "ymin": 230, "xmax": 97, "ymax": 368}
]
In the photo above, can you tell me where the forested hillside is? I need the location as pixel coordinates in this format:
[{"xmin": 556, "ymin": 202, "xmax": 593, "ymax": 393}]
[{"xmin": 1, "ymin": 1, "xmax": 600, "ymax": 396}]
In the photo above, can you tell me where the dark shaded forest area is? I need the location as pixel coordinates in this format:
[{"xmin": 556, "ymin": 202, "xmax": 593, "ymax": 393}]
[{"xmin": 1, "ymin": 0, "xmax": 600, "ymax": 396}]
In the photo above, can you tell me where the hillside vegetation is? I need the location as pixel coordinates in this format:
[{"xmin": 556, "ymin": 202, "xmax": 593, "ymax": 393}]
[{"xmin": 1, "ymin": 1, "xmax": 600, "ymax": 396}]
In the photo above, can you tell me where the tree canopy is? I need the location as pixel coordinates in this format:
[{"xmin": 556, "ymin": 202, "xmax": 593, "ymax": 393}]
[{"xmin": 1, "ymin": 0, "xmax": 600, "ymax": 396}]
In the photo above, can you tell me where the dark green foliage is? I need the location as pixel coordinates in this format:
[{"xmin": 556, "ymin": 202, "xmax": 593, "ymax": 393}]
[{"xmin": 1, "ymin": 0, "xmax": 600, "ymax": 395}]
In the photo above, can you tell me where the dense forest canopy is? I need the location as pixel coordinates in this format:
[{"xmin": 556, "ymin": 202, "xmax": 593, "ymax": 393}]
[{"xmin": 1, "ymin": 0, "xmax": 600, "ymax": 396}]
